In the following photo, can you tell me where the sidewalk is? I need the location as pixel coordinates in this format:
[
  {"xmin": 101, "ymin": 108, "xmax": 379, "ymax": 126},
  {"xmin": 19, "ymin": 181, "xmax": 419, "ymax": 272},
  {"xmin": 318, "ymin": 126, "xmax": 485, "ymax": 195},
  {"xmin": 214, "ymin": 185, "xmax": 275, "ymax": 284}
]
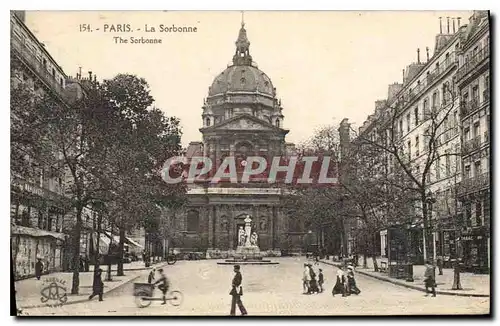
[
  {"xmin": 15, "ymin": 261, "xmax": 166, "ymax": 309},
  {"xmin": 320, "ymin": 259, "xmax": 490, "ymax": 297}
]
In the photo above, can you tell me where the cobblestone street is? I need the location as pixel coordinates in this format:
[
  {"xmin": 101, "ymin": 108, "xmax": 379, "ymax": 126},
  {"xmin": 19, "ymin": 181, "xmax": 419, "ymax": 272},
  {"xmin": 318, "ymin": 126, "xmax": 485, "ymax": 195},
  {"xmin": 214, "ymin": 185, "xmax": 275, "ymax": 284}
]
[{"xmin": 21, "ymin": 258, "xmax": 490, "ymax": 316}]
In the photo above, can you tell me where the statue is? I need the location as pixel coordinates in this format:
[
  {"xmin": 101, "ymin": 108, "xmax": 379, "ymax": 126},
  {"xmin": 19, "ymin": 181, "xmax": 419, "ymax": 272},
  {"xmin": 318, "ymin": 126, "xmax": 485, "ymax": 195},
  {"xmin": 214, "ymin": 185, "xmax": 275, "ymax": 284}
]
[
  {"xmin": 238, "ymin": 226, "xmax": 246, "ymax": 246},
  {"xmin": 244, "ymin": 216, "xmax": 252, "ymax": 247},
  {"xmin": 250, "ymin": 232, "xmax": 258, "ymax": 246}
]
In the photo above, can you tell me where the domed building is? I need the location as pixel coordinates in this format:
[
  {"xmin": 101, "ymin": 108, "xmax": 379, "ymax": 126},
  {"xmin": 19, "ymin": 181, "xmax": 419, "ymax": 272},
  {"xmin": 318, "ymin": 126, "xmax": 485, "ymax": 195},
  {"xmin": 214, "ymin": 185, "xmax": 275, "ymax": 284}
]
[{"xmin": 163, "ymin": 22, "xmax": 310, "ymax": 258}]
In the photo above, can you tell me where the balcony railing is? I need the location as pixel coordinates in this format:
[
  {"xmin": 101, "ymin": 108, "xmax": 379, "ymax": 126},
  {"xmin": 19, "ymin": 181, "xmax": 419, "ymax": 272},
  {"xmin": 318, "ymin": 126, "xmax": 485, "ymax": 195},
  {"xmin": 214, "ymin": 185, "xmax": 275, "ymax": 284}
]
[
  {"xmin": 10, "ymin": 36, "xmax": 69, "ymax": 102},
  {"xmin": 458, "ymin": 172, "xmax": 490, "ymax": 196},
  {"xmin": 460, "ymin": 98, "xmax": 480, "ymax": 116},
  {"xmin": 396, "ymin": 52, "xmax": 457, "ymax": 108},
  {"xmin": 11, "ymin": 177, "xmax": 67, "ymax": 203},
  {"xmin": 456, "ymin": 45, "xmax": 490, "ymax": 81},
  {"xmin": 462, "ymin": 136, "xmax": 482, "ymax": 154}
]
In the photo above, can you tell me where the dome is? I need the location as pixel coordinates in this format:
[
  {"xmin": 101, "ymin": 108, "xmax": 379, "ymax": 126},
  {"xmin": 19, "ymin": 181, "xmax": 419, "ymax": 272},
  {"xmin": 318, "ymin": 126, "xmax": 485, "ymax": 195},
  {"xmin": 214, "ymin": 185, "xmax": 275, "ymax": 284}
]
[{"xmin": 208, "ymin": 65, "xmax": 275, "ymax": 97}]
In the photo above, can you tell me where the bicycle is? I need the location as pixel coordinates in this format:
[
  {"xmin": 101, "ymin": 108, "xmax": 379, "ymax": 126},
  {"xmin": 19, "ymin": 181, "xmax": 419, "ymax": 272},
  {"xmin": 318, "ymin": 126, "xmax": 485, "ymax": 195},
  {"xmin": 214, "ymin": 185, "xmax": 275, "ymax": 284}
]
[
  {"xmin": 166, "ymin": 253, "xmax": 177, "ymax": 265},
  {"xmin": 133, "ymin": 283, "xmax": 183, "ymax": 308}
]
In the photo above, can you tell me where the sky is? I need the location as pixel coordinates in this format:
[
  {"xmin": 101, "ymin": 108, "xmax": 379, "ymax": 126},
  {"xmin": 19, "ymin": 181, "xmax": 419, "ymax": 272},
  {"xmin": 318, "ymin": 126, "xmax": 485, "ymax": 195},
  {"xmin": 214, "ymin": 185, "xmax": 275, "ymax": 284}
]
[{"xmin": 25, "ymin": 10, "xmax": 473, "ymax": 147}]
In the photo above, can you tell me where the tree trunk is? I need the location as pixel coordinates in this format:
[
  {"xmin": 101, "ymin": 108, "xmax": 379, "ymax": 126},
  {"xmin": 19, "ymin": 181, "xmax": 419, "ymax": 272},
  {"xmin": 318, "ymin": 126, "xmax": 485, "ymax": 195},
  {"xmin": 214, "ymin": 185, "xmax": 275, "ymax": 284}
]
[
  {"xmin": 371, "ymin": 255, "xmax": 379, "ymax": 272},
  {"xmin": 117, "ymin": 227, "xmax": 125, "ymax": 276},
  {"xmin": 363, "ymin": 253, "xmax": 368, "ymax": 269},
  {"xmin": 371, "ymin": 234, "xmax": 379, "ymax": 272},
  {"xmin": 71, "ymin": 206, "xmax": 83, "ymax": 295},
  {"xmin": 106, "ymin": 230, "xmax": 113, "ymax": 281},
  {"xmin": 421, "ymin": 192, "xmax": 432, "ymax": 261}
]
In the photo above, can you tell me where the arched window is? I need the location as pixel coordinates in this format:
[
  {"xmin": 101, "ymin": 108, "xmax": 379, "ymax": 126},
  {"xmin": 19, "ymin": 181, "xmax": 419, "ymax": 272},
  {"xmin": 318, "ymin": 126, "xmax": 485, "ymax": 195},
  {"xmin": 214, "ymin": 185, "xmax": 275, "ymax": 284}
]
[
  {"xmin": 187, "ymin": 210, "xmax": 199, "ymax": 232},
  {"xmin": 206, "ymin": 118, "xmax": 211, "ymax": 127},
  {"xmin": 275, "ymin": 119, "xmax": 280, "ymax": 128}
]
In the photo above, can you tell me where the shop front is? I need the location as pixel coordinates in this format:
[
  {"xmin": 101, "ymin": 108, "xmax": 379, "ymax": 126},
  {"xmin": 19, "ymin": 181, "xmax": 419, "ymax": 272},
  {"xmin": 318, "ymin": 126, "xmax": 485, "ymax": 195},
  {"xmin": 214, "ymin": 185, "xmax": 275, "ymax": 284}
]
[{"xmin": 461, "ymin": 227, "xmax": 489, "ymax": 274}]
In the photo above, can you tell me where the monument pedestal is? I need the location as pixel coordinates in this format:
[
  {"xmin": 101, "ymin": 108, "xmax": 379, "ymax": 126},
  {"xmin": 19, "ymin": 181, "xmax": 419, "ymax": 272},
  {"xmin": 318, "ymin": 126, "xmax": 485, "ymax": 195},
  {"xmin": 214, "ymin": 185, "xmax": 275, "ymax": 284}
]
[
  {"xmin": 217, "ymin": 215, "xmax": 279, "ymax": 265},
  {"xmin": 233, "ymin": 245, "xmax": 262, "ymax": 260}
]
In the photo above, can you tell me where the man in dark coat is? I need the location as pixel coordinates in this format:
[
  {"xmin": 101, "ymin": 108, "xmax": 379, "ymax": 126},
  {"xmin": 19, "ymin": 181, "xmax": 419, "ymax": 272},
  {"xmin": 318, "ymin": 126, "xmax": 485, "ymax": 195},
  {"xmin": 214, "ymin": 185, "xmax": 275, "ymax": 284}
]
[
  {"xmin": 35, "ymin": 258, "xmax": 43, "ymax": 280},
  {"xmin": 318, "ymin": 269, "xmax": 325, "ymax": 293},
  {"xmin": 424, "ymin": 260, "xmax": 436, "ymax": 297},
  {"xmin": 230, "ymin": 265, "xmax": 247, "ymax": 316},
  {"xmin": 88, "ymin": 268, "xmax": 104, "ymax": 301}
]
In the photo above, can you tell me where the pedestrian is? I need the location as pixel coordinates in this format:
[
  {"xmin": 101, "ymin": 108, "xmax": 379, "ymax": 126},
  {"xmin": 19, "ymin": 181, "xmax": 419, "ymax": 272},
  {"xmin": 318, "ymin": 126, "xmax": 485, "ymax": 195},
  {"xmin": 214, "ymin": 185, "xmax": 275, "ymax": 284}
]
[
  {"xmin": 424, "ymin": 260, "xmax": 437, "ymax": 297},
  {"xmin": 148, "ymin": 268, "xmax": 156, "ymax": 284},
  {"xmin": 154, "ymin": 268, "xmax": 170, "ymax": 305},
  {"xmin": 229, "ymin": 265, "xmax": 247, "ymax": 316},
  {"xmin": 302, "ymin": 263, "xmax": 311, "ymax": 294},
  {"xmin": 318, "ymin": 269, "xmax": 324, "ymax": 293},
  {"xmin": 88, "ymin": 268, "xmax": 104, "ymax": 301},
  {"xmin": 308, "ymin": 264, "xmax": 320, "ymax": 294},
  {"xmin": 35, "ymin": 258, "xmax": 43, "ymax": 280},
  {"xmin": 346, "ymin": 265, "xmax": 361, "ymax": 295},
  {"xmin": 332, "ymin": 267, "xmax": 347, "ymax": 297},
  {"xmin": 437, "ymin": 257, "xmax": 444, "ymax": 275}
]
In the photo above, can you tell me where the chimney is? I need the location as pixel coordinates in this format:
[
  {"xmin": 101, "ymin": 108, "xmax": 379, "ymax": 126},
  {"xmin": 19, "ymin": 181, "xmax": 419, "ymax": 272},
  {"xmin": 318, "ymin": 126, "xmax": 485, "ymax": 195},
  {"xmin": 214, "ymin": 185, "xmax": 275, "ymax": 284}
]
[
  {"xmin": 452, "ymin": 18, "xmax": 456, "ymax": 33},
  {"xmin": 388, "ymin": 83, "xmax": 403, "ymax": 102},
  {"xmin": 88, "ymin": 71, "xmax": 92, "ymax": 80},
  {"xmin": 417, "ymin": 48, "xmax": 421, "ymax": 64},
  {"xmin": 447, "ymin": 17, "xmax": 450, "ymax": 34},
  {"xmin": 439, "ymin": 17, "xmax": 443, "ymax": 34},
  {"xmin": 402, "ymin": 69, "xmax": 405, "ymax": 83},
  {"xmin": 457, "ymin": 17, "xmax": 461, "ymax": 27},
  {"xmin": 426, "ymin": 47, "xmax": 430, "ymax": 62}
]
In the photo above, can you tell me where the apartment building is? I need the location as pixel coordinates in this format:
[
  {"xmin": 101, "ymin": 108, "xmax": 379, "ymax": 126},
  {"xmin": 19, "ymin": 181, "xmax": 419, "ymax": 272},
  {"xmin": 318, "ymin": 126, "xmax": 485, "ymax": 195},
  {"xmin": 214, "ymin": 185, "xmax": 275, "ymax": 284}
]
[
  {"xmin": 456, "ymin": 11, "xmax": 490, "ymax": 273},
  {"xmin": 353, "ymin": 15, "xmax": 476, "ymax": 268},
  {"xmin": 10, "ymin": 11, "xmax": 110, "ymax": 278}
]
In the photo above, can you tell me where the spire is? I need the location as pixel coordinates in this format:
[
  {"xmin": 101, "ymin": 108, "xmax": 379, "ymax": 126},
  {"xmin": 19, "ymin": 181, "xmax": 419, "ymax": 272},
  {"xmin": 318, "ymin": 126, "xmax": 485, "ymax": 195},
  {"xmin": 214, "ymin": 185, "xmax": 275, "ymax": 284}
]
[{"xmin": 233, "ymin": 12, "xmax": 252, "ymax": 66}]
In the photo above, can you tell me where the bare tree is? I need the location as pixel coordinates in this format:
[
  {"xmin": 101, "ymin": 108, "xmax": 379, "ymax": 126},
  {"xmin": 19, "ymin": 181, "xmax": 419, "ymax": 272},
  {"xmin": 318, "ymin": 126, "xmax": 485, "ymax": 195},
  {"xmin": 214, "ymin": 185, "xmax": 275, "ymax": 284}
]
[{"xmin": 351, "ymin": 84, "xmax": 460, "ymax": 260}]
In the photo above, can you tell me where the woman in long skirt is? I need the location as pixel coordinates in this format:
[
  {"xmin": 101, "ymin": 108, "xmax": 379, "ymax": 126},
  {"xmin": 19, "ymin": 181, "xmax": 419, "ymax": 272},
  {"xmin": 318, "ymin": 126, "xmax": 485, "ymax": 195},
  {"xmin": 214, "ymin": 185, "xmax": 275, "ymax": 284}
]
[
  {"xmin": 332, "ymin": 268, "xmax": 346, "ymax": 297},
  {"xmin": 346, "ymin": 265, "xmax": 361, "ymax": 295}
]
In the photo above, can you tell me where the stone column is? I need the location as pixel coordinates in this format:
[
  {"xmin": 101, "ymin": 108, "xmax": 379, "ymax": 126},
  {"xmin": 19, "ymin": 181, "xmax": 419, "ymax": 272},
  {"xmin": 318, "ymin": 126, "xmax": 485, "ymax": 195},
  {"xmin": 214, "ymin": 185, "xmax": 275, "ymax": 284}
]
[
  {"xmin": 212, "ymin": 205, "xmax": 217, "ymax": 249},
  {"xmin": 271, "ymin": 206, "xmax": 276, "ymax": 250},
  {"xmin": 207, "ymin": 205, "xmax": 213, "ymax": 248},
  {"xmin": 229, "ymin": 206, "xmax": 235, "ymax": 250},
  {"xmin": 209, "ymin": 141, "xmax": 216, "ymax": 177},
  {"xmin": 215, "ymin": 139, "xmax": 221, "ymax": 171}
]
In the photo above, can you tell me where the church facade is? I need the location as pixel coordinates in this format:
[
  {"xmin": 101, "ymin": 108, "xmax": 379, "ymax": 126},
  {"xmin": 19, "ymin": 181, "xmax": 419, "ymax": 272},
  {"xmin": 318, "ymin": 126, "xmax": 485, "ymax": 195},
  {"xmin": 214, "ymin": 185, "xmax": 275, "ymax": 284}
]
[{"xmin": 166, "ymin": 22, "xmax": 310, "ymax": 257}]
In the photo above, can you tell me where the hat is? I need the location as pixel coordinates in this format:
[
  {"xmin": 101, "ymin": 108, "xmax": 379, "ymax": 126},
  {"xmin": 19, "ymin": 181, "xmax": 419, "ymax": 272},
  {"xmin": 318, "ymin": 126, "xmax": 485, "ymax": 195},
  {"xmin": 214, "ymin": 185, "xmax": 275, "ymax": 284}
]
[
  {"xmin": 347, "ymin": 265, "xmax": 354, "ymax": 270},
  {"xmin": 234, "ymin": 265, "xmax": 240, "ymax": 270},
  {"xmin": 319, "ymin": 269, "xmax": 323, "ymax": 272}
]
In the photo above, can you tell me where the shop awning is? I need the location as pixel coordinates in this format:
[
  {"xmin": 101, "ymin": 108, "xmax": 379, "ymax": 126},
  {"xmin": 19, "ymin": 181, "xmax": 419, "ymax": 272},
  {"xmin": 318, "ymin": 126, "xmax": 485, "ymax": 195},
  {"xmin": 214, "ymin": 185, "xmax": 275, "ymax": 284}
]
[
  {"xmin": 11, "ymin": 225, "xmax": 67, "ymax": 241},
  {"xmin": 126, "ymin": 237, "xmax": 144, "ymax": 249}
]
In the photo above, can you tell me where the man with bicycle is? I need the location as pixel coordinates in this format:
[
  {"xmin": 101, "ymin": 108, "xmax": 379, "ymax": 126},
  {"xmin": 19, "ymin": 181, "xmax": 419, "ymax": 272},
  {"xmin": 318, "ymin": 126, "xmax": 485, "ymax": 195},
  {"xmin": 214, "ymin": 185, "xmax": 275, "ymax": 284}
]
[{"xmin": 154, "ymin": 268, "xmax": 170, "ymax": 305}]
